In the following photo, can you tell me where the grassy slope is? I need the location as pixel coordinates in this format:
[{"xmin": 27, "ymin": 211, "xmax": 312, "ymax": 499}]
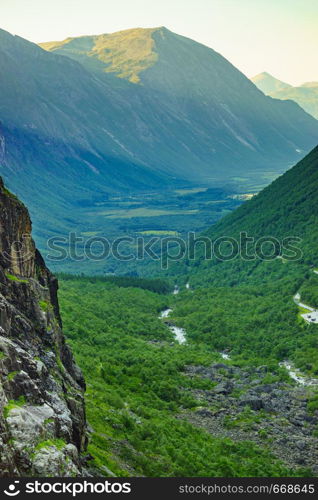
[
  {"xmin": 58, "ymin": 277, "xmax": 307, "ymax": 477},
  {"xmin": 168, "ymin": 145, "xmax": 318, "ymax": 286},
  {"xmin": 41, "ymin": 28, "xmax": 159, "ymax": 83},
  {"xmin": 57, "ymin": 149, "xmax": 318, "ymax": 476},
  {"xmin": 162, "ymin": 147, "xmax": 318, "ymax": 375}
]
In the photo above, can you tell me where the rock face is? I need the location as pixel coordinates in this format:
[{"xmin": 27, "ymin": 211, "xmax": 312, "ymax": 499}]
[{"xmin": 0, "ymin": 177, "xmax": 86, "ymax": 476}]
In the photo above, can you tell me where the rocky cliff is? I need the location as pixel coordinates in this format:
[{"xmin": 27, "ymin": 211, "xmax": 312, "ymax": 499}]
[{"xmin": 0, "ymin": 177, "xmax": 87, "ymax": 476}]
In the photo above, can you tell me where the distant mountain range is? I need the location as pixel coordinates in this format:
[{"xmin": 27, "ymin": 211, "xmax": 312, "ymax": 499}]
[
  {"xmin": 252, "ymin": 72, "xmax": 318, "ymax": 119},
  {"xmin": 1, "ymin": 27, "xmax": 318, "ymax": 247},
  {"xmin": 38, "ymin": 28, "xmax": 318, "ymax": 176},
  {"xmin": 251, "ymin": 72, "xmax": 292, "ymax": 94}
]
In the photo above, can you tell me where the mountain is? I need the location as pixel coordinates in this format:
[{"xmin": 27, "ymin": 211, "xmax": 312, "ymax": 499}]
[
  {"xmin": 55, "ymin": 148, "xmax": 318, "ymax": 476},
  {"xmin": 0, "ymin": 177, "xmax": 86, "ymax": 476},
  {"xmin": 39, "ymin": 27, "xmax": 318, "ymax": 177},
  {"xmin": 40, "ymin": 28, "xmax": 160, "ymax": 83},
  {"xmin": 1, "ymin": 27, "xmax": 318, "ymax": 257},
  {"xmin": 270, "ymin": 84, "xmax": 318, "ymax": 120},
  {"xmin": 251, "ymin": 72, "xmax": 291, "ymax": 94},
  {"xmin": 252, "ymin": 73, "xmax": 318, "ymax": 119},
  {"xmin": 0, "ymin": 28, "xmax": 173, "ymax": 238},
  {"xmin": 165, "ymin": 145, "xmax": 318, "ymax": 413}
]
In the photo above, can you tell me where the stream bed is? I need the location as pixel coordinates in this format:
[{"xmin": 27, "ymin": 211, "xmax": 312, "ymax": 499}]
[{"xmin": 159, "ymin": 308, "xmax": 186, "ymax": 344}]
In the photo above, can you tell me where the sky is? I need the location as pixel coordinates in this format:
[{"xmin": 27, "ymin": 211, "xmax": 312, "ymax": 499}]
[{"xmin": 1, "ymin": 0, "xmax": 318, "ymax": 86}]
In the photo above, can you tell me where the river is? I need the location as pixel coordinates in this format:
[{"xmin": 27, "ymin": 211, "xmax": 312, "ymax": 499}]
[
  {"xmin": 159, "ymin": 308, "xmax": 186, "ymax": 344},
  {"xmin": 279, "ymin": 361, "xmax": 318, "ymax": 387}
]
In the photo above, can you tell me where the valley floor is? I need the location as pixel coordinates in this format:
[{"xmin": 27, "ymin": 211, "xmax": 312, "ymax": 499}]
[{"xmin": 58, "ymin": 275, "xmax": 318, "ymax": 477}]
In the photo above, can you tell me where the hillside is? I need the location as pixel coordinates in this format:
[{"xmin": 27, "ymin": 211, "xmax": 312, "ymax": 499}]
[
  {"xmin": 39, "ymin": 27, "xmax": 318, "ymax": 181},
  {"xmin": 162, "ymin": 146, "xmax": 318, "ymax": 377},
  {"xmin": 0, "ymin": 178, "xmax": 86, "ymax": 476},
  {"xmin": 166, "ymin": 145, "xmax": 318, "ymax": 286},
  {"xmin": 251, "ymin": 72, "xmax": 291, "ymax": 94},
  {"xmin": 252, "ymin": 73, "xmax": 318, "ymax": 119},
  {"xmin": 207, "ymin": 145, "xmax": 318, "ymax": 253},
  {"xmin": 58, "ymin": 275, "xmax": 316, "ymax": 476},
  {"xmin": 40, "ymin": 28, "xmax": 159, "ymax": 83}
]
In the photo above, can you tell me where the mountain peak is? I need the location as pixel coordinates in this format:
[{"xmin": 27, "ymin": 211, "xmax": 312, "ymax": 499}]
[
  {"xmin": 251, "ymin": 73, "xmax": 318, "ymax": 119},
  {"xmin": 40, "ymin": 27, "xmax": 162, "ymax": 83},
  {"xmin": 254, "ymin": 71, "xmax": 274, "ymax": 78},
  {"xmin": 251, "ymin": 72, "xmax": 291, "ymax": 94}
]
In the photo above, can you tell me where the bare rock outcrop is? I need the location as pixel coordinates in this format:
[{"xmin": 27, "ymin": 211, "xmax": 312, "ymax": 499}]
[{"xmin": 0, "ymin": 177, "xmax": 86, "ymax": 476}]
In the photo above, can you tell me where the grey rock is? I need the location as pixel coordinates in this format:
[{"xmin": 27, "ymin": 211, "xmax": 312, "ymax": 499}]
[
  {"xmin": 239, "ymin": 397, "xmax": 264, "ymax": 411},
  {"xmin": 212, "ymin": 363, "xmax": 229, "ymax": 370},
  {"xmin": 6, "ymin": 404, "xmax": 55, "ymax": 451},
  {"xmin": 214, "ymin": 381, "xmax": 233, "ymax": 395},
  {"xmin": 32, "ymin": 445, "xmax": 80, "ymax": 476},
  {"xmin": 0, "ymin": 181, "xmax": 87, "ymax": 477}
]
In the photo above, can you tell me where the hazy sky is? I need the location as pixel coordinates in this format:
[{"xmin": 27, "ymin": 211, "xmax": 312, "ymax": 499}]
[{"xmin": 2, "ymin": 0, "xmax": 317, "ymax": 85}]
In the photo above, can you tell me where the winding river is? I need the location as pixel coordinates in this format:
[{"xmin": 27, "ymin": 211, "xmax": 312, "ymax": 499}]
[
  {"xmin": 279, "ymin": 361, "xmax": 318, "ymax": 386},
  {"xmin": 159, "ymin": 308, "xmax": 186, "ymax": 344},
  {"xmin": 158, "ymin": 271, "xmax": 318, "ymax": 385}
]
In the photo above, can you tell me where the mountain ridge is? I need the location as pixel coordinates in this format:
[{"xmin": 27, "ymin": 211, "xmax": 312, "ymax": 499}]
[
  {"xmin": 40, "ymin": 27, "xmax": 163, "ymax": 83},
  {"xmin": 251, "ymin": 72, "xmax": 291, "ymax": 93},
  {"xmin": 252, "ymin": 72, "xmax": 318, "ymax": 119},
  {"xmin": 1, "ymin": 27, "xmax": 318, "ymax": 260}
]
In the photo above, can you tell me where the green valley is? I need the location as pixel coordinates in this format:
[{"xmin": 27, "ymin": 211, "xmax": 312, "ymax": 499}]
[
  {"xmin": 58, "ymin": 276, "xmax": 316, "ymax": 476},
  {"xmin": 1, "ymin": 25, "xmax": 318, "ymax": 266},
  {"xmin": 1, "ymin": 5, "xmax": 318, "ymax": 481},
  {"xmin": 57, "ymin": 146, "xmax": 318, "ymax": 476},
  {"xmin": 46, "ymin": 186, "xmax": 243, "ymax": 275}
]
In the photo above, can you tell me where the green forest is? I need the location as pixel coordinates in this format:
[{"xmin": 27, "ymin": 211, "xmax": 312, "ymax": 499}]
[
  {"xmin": 171, "ymin": 277, "xmax": 318, "ymax": 374},
  {"xmin": 58, "ymin": 276, "xmax": 315, "ymax": 477},
  {"xmin": 56, "ymin": 148, "xmax": 318, "ymax": 477}
]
